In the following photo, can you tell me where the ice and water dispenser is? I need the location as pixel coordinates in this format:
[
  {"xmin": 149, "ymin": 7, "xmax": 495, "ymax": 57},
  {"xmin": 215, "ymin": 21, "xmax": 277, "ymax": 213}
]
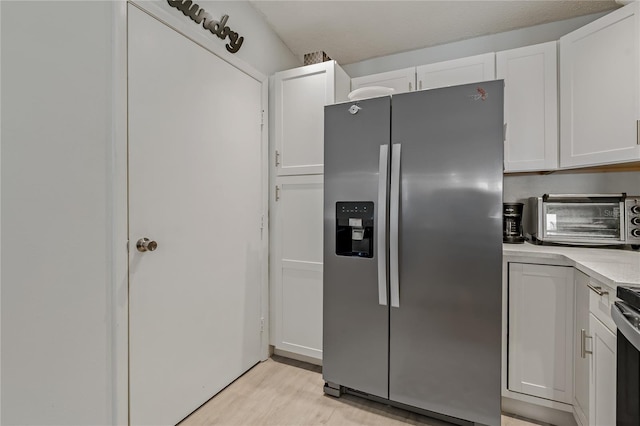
[{"xmin": 335, "ymin": 202, "xmax": 374, "ymax": 258}]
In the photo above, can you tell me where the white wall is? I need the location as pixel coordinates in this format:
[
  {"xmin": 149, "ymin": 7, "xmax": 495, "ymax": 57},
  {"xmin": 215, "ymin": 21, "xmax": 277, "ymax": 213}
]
[
  {"xmin": 343, "ymin": 12, "xmax": 608, "ymax": 77},
  {"xmin": 0, "ymin": 1, "xmax": 298, "ymax": 425},
  {"xmin": 1, "ymin": 2, "xmax": 114, "ymax": 424}
]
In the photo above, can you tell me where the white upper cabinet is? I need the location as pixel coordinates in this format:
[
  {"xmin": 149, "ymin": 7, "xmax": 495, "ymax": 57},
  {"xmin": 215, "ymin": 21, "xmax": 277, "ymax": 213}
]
[
  {"xmin": 498, "ymin": 42, "xmax": 559, "ymax": 172},
  {"xmin": 560, "ymin": 2, "xmax": 640, "ymax": 168},
  {"xmin": 416, "ymin": 52, "xmax": 496, "ymax": 90},
  {"xmin": 351, "ymin": 67, "xmax": 416, "ymax": 94},
  {"xmin": 274, "ymin": 61, "xmax": 350, "ymax": 176}
]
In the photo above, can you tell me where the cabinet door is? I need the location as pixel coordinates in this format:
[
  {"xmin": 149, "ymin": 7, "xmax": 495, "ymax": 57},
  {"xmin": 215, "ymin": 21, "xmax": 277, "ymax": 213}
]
[
  {"xmin": 589, "ymin": 314, "xmax": 616, "ymax": 426},
  {"xmin": 416, "ymin": 53, "xmax": 495, "ymax": 90},
  {"xmin": 274, "ymin": 62, "xmax": 337, "ymax": 176},
  {"xmin": 574, "ymin": 271, "xmax": 590, "ymax": 426},
  {"xmin": 351, "ymin": 67, "xmax": 416, "ymax": 94},
  {"xmin": 560, "ymin": 2, "xmax": 640, "ymax": 168},
  {"xmin": 271, "ymin": 175, "xmax": 324, "ymax": 360},
  {"xmin": 508, "ymin": 263, "xmax": 574, "ymax": 404},
  {"xmin": 498, "ymin": 42, "xmax": 558, "ymax": 172}
]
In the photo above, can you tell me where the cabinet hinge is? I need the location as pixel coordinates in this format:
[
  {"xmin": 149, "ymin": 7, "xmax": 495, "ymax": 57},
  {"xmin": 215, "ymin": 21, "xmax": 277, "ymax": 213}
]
[
  {"xmin": 275, "ymin": 185, "xmax": 281, "ymax": 201},
  {"xmin": 260, "ymin": 215, "xmax": 264, "ymax": 239},
  {"xmin": 503, "ymin": 123, "xmax": 507, "ymax": 142},
  {"xmin": 275, "ymin": 150, "xmax": 281, "ymax": 167},
  {"xmin": 409, "ymin": 81, "xmax": 412, "ymax": 91},
  {"xmin": 126, "ymin": 239, "xmax": 130, "ymax": 253},
  {"xmin": 260, "ymin": 317, "xmax": 264, "ymax": 333},
  {"xmin": 261, "ymin": 110, "xmax": 265, "ymax": 128}
]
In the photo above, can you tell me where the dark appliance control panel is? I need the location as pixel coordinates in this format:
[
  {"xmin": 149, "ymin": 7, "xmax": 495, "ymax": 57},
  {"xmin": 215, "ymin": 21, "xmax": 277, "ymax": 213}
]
[
  {"xmin": 626, "ymin": 197, "xmax": 640, "ymax": 243},
  {"xmin": 335, "ymin": 201, "xmax": 374, "ymax": 258}
]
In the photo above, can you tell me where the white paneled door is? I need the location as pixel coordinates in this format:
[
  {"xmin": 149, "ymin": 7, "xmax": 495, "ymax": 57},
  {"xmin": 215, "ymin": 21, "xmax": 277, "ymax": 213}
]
[
  {"xmin": 128, "ymin": 6, "xmax": 264, "ymax": 425},
  {"xmin": 272, "ymin": 175, "xmax": 324, "ymax": 360},
  {"xmin": 508, "ymin": 263, "xmax": 574, "ymax": 404}
]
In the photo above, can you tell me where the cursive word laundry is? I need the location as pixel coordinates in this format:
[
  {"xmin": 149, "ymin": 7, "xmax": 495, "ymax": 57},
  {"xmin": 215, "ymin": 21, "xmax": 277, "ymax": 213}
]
[{"xmin": 168, "ymin": 0, "xmax": 244, "ymax": 53}]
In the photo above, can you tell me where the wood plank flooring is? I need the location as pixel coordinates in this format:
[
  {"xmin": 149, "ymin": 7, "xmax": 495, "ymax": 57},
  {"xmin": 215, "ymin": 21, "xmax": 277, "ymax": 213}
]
[{"xmin": 180, "ymin": 356, "xmax": 543, "ymax": 426}]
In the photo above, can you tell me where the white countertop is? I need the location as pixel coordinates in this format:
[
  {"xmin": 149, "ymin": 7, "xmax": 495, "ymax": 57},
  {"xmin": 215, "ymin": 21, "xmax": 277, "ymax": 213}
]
[{"xmin": 503, "ymin": 242, "xmax": 640, "ymax": 289}]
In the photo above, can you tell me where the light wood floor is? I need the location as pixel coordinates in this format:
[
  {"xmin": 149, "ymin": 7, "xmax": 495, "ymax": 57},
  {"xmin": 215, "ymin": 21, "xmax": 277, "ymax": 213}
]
[{"xmin": 180, "ymin": 356, "xmax": 543, "ymax": 426}]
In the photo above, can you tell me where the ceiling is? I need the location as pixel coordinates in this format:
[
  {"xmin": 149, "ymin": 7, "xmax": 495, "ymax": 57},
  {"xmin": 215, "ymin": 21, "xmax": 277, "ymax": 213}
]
[{"xmin": 250, "ymin": 1, "xmax": 620, "ymax": 65}]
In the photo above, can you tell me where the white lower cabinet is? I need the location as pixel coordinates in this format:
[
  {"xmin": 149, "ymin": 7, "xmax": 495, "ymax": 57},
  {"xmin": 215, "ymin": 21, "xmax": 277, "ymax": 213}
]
[
  {"xmin": 508, "ymin": 263, "xmax": 574, "ymax": 404},
  {"xmin": 573, "ymin": 273, "xmax": 617, "ymax": 426},
  {"xmin": 573, "ymin": 271, "xmax": 590, "ymax": 425},
  {"xmin": 270, "ymin": 175, "xmax": 324, "ymax": 361},
  {"xmin": 507, "ymin": 261, "xmax": 619, "ymax": 425},
  {"xmin": 589, "ymin": 313, "xmax": 616, "ymax": 426}
]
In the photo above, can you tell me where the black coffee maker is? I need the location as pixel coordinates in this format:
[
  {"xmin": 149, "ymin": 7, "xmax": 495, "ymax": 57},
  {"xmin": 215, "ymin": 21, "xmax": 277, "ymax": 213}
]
[{"xmin": 503, "ymin": 202, "xmax": 525, "ymax": 243}]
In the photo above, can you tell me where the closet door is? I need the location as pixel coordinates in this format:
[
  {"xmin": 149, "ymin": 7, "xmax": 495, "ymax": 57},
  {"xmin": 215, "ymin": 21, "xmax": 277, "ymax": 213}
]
[{"xmin": 128, "ymin": 6, "xmax": 264, "ymax": 425}]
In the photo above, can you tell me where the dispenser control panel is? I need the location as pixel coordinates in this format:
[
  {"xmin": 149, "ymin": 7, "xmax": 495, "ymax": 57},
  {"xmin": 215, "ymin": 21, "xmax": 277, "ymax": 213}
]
[{"xmin": 336, "ymin": 201, "xmax": 374, "ymax": 258}]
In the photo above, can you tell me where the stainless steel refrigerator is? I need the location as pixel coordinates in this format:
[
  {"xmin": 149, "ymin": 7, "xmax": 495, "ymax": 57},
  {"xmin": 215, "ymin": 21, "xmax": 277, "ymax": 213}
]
[{"xmin": 323, "ymin": 81, "xmax": 504, "ymax": 426}]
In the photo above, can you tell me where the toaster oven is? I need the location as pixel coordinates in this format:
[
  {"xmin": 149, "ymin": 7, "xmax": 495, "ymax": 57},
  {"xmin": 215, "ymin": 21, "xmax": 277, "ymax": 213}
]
[{"xmin": 526, "ymin": 194, "xmax": 640, "ymax": 246}]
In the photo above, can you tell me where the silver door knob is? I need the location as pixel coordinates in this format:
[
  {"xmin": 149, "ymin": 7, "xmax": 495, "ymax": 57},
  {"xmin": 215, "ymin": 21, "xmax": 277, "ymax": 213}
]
[{"xmin": 136, "ymin": 238, "xmax": 158, "ymax": 252}]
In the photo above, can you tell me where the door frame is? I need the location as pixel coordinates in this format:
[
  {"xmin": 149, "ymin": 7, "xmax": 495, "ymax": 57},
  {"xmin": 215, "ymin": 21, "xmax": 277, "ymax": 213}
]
[{"xmin": 111, "ymin": 2, "xmax": 269, "ymax": 424}]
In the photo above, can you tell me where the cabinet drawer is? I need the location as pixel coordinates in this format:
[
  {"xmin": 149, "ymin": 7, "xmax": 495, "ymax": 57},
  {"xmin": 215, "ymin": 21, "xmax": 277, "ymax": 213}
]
[{"xmin": 588, "ymin": 280, "xmax": 616, "ymax": 333}]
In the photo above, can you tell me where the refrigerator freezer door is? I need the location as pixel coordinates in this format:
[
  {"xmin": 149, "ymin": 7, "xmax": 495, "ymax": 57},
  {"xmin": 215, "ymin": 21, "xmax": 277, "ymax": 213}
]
[
  {"xmin": 388, "ymin": 81, "xmax": 503, "ymax": 426},
  {"xmin": 323, "ymin": 96, "xmax": 391, "ymax": 399}
]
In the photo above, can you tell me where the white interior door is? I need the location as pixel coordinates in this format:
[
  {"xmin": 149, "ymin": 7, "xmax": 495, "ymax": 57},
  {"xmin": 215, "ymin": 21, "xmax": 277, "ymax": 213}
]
[{"xmin": 128, "ymin": 6, "xmax": 264, "ymax": 425}]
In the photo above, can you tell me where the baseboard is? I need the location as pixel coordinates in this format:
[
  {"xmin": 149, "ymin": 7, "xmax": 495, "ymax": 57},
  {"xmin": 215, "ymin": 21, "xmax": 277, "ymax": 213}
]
[
  {"xmin": 273, "ymin": 347, "xmax": 323, "ymax": 366},
  {"xmin": 502, "ymin": 397, "xmax": 578, "ymax": 426}
]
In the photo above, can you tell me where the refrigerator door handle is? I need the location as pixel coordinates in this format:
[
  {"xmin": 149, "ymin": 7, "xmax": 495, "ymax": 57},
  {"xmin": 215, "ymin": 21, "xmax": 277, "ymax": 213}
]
[
  {"xmin": 390, "ymin": 143, "xmax": 401, "ymax": 308},
  {"xmin": 377, "ymin": 145, "xmax": 389, "ymax": 306}
]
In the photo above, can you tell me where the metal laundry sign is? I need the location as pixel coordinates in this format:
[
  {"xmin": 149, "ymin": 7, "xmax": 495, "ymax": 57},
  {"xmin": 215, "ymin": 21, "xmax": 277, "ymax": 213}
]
[{"xmin": 167, "ymin": 0, "xmax": 244, "ymax": 53}]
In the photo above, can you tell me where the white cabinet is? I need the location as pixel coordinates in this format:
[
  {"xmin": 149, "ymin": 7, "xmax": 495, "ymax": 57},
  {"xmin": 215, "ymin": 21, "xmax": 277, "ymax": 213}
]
[
  {"xmin": 587, "ymin": 279, "xmax": 617, "ymax": 426},
  {"xmin": 508, "ymin": 263, "xmax": 574, "ymax": 404},
  {"xmin": 497, "ymin": 42, "xmax": 558, "ymax": 172},
  {"xmin": 573, "ymin": 271, "xmax": 590, "ymax": 426},
  {"xmin": 351, "ymin": 67, "xmax": 416, "ymax": 94},
  {"xmin": 274, "ymin": 61, "xmax": 350, "ymax": 176},
  {"xmin": 271, "ymin": 175, "xmax": 324, "ymax": 361},
  {"xmin": 573, "ymin": 274, "xmax": 617, "ymax": 426},
  {"xmin": 416, "ymin": 52, "xmax": 495, "ymax": 90},
  {"xmin": 350, "ymin": 53, "xmax": 495, "ymax": 96},
  {"xmin": 560, "ymin": 2, "xmax": 640, "ymax": 168},
  {"xmin": 271, "ymin": 61, "xmax": 349, "ymax": 362},
  {"xmin": 589, "ymin": 313, "xmax": 616, "ymax": 426}
]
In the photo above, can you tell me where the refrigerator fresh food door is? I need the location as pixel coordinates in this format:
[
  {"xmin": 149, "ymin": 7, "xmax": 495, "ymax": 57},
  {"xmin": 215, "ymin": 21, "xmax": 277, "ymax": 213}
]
[
  {"xmin": 323, "ymin": 96, "xmax": 391, "ymax": 399},
  {"xmin": 388, "ymin": 81, "xmax": 503, "ymax": 426}
]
